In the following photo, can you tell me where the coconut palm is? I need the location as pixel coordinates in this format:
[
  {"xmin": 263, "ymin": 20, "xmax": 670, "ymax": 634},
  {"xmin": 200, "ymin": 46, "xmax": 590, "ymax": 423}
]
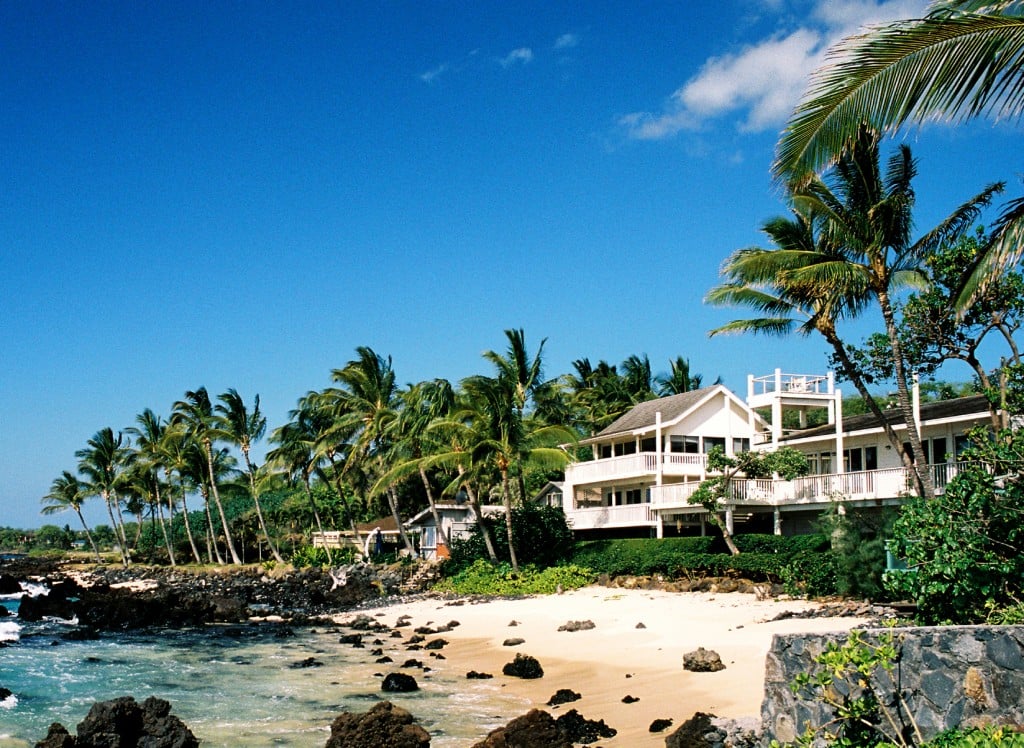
[
  {"xmin": 267, "ymin": 400, "xmax": 334, "ymax": 562},
  {"xmin": 655, "ymin": 356, "xmax": 707, "ymax": 396},
  {"xmin": 76, "ymin": 427, "xmax": 131, "ymax": 566},
  {"xmin": 710, "ymin": 128, "xmax": 1001, "ymax": 497},
  {"xmin": 774, "ymin": 0, "xmax": 1024, "ymax": 306},
  {"xmin": 126, "ymin": 409, "xmax": 176, "ymax": 565},
  {"xmin": 41, "ymin": 471, "xmax": 101, "ymax": 561},
  {"xmin": 329, "ymin": 347, "xmax": 415, "ymax": 553},
  {"xmin": 172, "ymin": 387, "xmax": 242, "ymax": 564},
  {"xmin": 215, "ymin": 389, "xmax": 284, "ymax": 563},
  {"xmin": 157, "ymin": 422, "xmax": 203, "ymax": 563}
]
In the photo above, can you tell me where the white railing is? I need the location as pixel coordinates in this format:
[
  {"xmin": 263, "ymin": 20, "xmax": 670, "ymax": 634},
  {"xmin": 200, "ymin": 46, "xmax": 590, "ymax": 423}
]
[
  {"xmin": 748, "ymin": 371, "xmax": 833, "ymax": 397},
  {"xmin": 648, "ymin": 462, "xmax": 969, "ymax": 509},
  {"xmin": 567, "ymin": 504, "xmax": 655, "ymax": 530},
  {"xmin": 566, "ymin": 452, "xmax": 707, "ymax": 484}
]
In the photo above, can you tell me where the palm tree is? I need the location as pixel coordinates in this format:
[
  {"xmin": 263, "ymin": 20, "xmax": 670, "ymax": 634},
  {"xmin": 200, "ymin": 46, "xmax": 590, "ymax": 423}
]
[
  {"xmin": 76, "ymin": 427, "xmax": 131, "ymax": 566},
  {"xmin": 266, "ymin": 401, "xmax": 333, "ymax": 562},
  {"xmin": 329, "ymin": 347, "xmax": 415, "ymax": 553},
  {"xmin": 709, "ymin": 128, "xmax": 1000, "ymax": 497},
  {"xmin": 774, "ymin": 0, "xmax": 1024, "ymax": 305},
  {"xmin": 172, "ymin": 387, "xmax": 242, "ymax": 564},
  {"xmin": 126, "ymin": 409, "xmax": 176, "ymax": 566},
  {"xmin": 158, "ymin": 422, "xmax": 203, "ymax": 564},
  {"xmin": 215, "ymin": 389, "xmax": 284, "ymax": 563},
  {"xmin": 656, "ymin": 356, "xmax": 706, "ymax": 396},
  {"xmin": 622, "ymin": 353, "xmax": 656, "ymax": 402},
  {"xmin": 564, "ymin": 358, "xmax": 633, "ymax": 434},
  {"xmin": 41, "ymin": 471, "xmax": 101, "ymax": 561}
]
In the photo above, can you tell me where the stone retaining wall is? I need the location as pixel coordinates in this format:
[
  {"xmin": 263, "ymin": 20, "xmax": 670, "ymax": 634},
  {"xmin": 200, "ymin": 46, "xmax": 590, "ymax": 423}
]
[{"xmin": 762, "ymin": 625, "xmax": 1024, "ymax": 744}]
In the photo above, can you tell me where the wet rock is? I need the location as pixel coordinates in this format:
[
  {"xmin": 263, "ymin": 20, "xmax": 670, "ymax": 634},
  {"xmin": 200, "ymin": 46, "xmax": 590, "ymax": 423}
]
[
  {"xmin": 621, "ymin": 695, "xmax": 639, "ymax": 704},
  {"xmin": 325, "ymin": 700, "xmax": 430, "ymax": 748},
  {"xmin": 466, "ymin": 671, "xmax": 493, "ymax": 679},
  {"xmin": 649, "ymin": 718, "xmax": 673, "ymax": 732},
  {"xmin": 18, "ymin": 589, "xmax": 77, "ymax": 622},
  {"xmin": 0, "ymin": 606, "xmax": 8, "ymax": 618},
  {"xmin": 546, "ymin": 689, "xmax": 581, "ymax": 706},
  {"xmin": 554, "ymin": 709, "xmax": 616, "ymax": 743},
  {"xmin": 375, "ymin": 656, "xmax": 393, "ymax": 664},
  {"xmin": 503, "ymin": 638, "xmax": 525, "ymax": 647},
  {"xmin": 471, "ymin": 709, "xmax": 571, "ymax": 748},
  {"xmin": 290, "ymin": 657, "xmax": 324, "ymax": 669},
  {"xmin": 0, "ymin": 574, "xmax": 20, "ymax": 595},
  {"xmin": 423, "ymin": 639, "xmax": 447, "ymax": 650},
  {"xmin": 502, "ymin": 654, "xmax": 544, "ymax": 679},
  {"xmin": 382, "ymin": 672, "xmax": 419, "ymax": 692},
  {"xmin": 0, "ymin": 687, "xmax": 11, "ymax": 700},
  {"xmin": 683, "ymin": 647, "xmax": 725, "ymax": 672},
  {"xmin": 340, "ymin": 634, "xmax": 364, "ymax": 645},
  {"xmin": 401, "ymin": 659, "xmax": 424, "ymax": 669},
  {"xmin": 37, "ymin": 696, "xmax": 199, "ymax": 748},
  {"xmin": 557, "ymin": 620, "xmax": 595, "ymax": 633},
  {"xmin": 665, "ymin": 712, "xmax": 716, "ymax": 748}
]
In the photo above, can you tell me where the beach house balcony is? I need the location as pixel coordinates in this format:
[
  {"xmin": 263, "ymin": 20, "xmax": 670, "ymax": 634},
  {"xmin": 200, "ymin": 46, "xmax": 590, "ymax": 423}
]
[{"xmin": 565, "ymin": 451, "xmax": 709, "ymax": 485}]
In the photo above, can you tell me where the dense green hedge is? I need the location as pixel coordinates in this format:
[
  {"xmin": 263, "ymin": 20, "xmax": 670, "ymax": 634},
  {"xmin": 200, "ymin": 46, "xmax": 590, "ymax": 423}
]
[{"xmin": 569, "ymin": 536, "xmax": 837, "ymax": 595}]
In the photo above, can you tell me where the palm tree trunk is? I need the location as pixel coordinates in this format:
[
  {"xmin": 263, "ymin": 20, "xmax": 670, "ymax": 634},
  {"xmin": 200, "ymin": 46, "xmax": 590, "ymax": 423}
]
[
  {"xmin": 154, "ymin": 483, "xmax": 175, "ymax": 566},
  {"xmin": 500, "ymin": 469, "xmax": 519, "ymax": 571},
  {"xmin": 204, "ymin": 440, "xmax": 242, "ymax": 564},
  {"xmin": 458, "ymin": 466, "xmax": 497, "ymax": 561},
  {"xmin": 420, "ymin": 466, "xmax": 449, "ymax": 546},
  {"xmin": 103, "ymin": 491, "xmax": 129, "ymax": 567},
  {"xmin": 110, "ymin": 489, "xmax": 130, "ymax": 554},
  {"xmin": 75, "ymin": 508, "xmax": 102, "ymax": 563},
  {"xmin": 328, "ymin": 457, "xmax": 362, "ymax": 545},
  {"xmin": 302, "ymin": 475, "xmax": 332, "ymax": 563},
  {"xmin": 879, "ymin": 289, "xmax": 935, "ymax": 499},
  {"xmin": 201, "ymin": 485, "xmax": 225, "ymax": 565},
  {"xmin": 242, "ymin": 450, "xmax": 283, "ymax": 563},
  {"xmin": 172, "ymin": 470, "xmax": 203, "ymax": 564},
  {"xmin": 387, "ymin": 486, "xmax": 415, "ymax": 553}
]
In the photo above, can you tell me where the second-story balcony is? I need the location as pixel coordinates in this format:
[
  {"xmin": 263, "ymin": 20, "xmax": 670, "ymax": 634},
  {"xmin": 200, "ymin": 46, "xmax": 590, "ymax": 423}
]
[
  {"xmin": 566, "ymin": 451, "xmax": 708, "ymax": 485},
  {"xmin": 647, "ymin": 462, "xmax": 967, "ymax": 509}
]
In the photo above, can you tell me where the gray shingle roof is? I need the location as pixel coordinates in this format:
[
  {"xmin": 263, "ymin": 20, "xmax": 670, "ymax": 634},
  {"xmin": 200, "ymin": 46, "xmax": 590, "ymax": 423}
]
[
  {"xmin": 781, "ymin": 394, "xmax": 991, "ymax": 441},
  {"xmin": 595, "ymin": 386, "xmax": 720, "ymax": 439}
]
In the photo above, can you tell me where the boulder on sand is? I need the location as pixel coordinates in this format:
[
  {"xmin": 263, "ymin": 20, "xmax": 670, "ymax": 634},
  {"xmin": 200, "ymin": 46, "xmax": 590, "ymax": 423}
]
[
  {"xmin": 325, "ymin": 700, "xmax": 430, "ymax": 748},
  {"xmin": 35, "ymin": 695, "xmax": 198, "ymax": 748},
  {"xmin": 471, "ymin": 709, "xmax": 571, "ymax": 748}
]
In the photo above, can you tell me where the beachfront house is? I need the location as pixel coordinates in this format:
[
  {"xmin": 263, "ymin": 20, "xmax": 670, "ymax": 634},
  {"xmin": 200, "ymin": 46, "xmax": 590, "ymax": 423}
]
[
  {"xmin": 404, "ymin": 503, "xmax": 504, "ymax": 560},
  {"xmin": 559, "ymin": 370, "xmax": 992, "ymax": 538}
]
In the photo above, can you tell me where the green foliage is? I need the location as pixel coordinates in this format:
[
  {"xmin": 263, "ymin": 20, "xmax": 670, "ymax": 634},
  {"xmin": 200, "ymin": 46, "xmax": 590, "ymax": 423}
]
[
  {"xmin": 448, "ymin": 504, "xmax": 574, "ymax": 572},
  {"xmin": 34, "ymin": 524, "xmax": 74, "ymax": 550},
  {"xmin": 820, "ymin": 509, "xmax": 895, "ymax": 600},
  {"xmin": 781, "ymin": 550, "xmax": 839, "ymax": 597},
  {"xmin": 925, "ymin": 726, "xmax": 1024, "ymax": 748},
  {"xmin": 435, "ymin": 559, "xmax": 595, "ymax": 596},
  {"xmin": 732, "ymin": 533, "xmax": 829, "ymax": 554},
  {"xmin": 776, "ymin": 624, "xmax": 917, "ymax": 748},
  {"xmin": 571, "ymin": 537, "xmax": 716, "ymax": 576},
  {"xmin": 886, "ymin": 427, "xmax": 1024, "ymax": 624},
  {"xmin": 289, "ymin": 545, "xmax": 333, "ymax": 568}
]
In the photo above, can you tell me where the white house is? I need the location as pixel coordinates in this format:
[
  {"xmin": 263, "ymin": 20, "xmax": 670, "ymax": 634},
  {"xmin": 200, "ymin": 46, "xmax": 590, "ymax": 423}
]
[
  {"xmin": 559, "ymin": 370, "xmax": 991, "ymax": 538},
  {"xmin": 404, "ymin": 503, "xmax": 505, "ymax": 560}
]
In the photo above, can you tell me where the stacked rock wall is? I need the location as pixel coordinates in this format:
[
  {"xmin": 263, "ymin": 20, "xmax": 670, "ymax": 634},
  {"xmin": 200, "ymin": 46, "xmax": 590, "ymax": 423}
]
[{"xmin": 762, "ymin": 626, "xmax": 1024, "ymax": 743}]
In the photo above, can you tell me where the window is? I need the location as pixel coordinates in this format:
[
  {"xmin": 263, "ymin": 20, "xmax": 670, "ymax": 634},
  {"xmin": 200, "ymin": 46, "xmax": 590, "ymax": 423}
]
[
  {"xmin": 422, "ymin": 526, "xmax": 437, "ymax": 550},
  {"xmin": 954, "ymin": 434, "xmax": 971, "ymax": 458},
  {"xmin": 844, "ymin": 448, "xmax": 863, "ymax": 472},
  {"xmin": 703, "ymin": 436, "xmax": 726, "ymax": 453},
  {"xmin": 640, "ymin": 437, "xmax": 656, "ymax": 452},
  {"xmin": 684, "ymin": 436, "xmax": 700, "ymax": 453},
  {"xmin": 865, "ymin": 446, "xmax": 878, "ymax": 471},
  {"xmin": 732, "ymin": 438, "xmax": 750, "ymax": 454},
  {"xmin": 820, "ymin": 452, "xmax": 833, "ymax": 474},
  {"xmin": 669, "ymin": 435, "xmax": 684, "ymax": 453},
  {"xmin": 599, "ymin": 444, "xmax": 612, "ymax": 459},
  {"xmin": 625, "ymin": 489, "xmax": 643, "ymax": 505},
  {"xmin": 931, "ymin": 437, "xmax": 948, "ymax": 464}
]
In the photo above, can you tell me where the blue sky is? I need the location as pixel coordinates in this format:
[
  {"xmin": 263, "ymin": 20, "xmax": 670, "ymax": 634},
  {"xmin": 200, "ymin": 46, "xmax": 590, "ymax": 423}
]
[{"xmin": 1, "ymin": 1, "xmax": 1018, "ymax": 529}]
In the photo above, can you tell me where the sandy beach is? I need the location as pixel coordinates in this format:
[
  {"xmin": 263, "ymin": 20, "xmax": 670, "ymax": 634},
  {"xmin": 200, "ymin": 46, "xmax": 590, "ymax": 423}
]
[{"xmin": 341, "ymin": 587, "xmax": 871, "ymax": 746}]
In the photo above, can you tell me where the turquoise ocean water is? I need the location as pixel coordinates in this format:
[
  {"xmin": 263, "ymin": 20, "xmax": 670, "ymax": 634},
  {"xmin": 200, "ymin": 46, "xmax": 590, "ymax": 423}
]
[{"xmin": 0, "ymin": 591, "xmax": 525, "ymax": 747}]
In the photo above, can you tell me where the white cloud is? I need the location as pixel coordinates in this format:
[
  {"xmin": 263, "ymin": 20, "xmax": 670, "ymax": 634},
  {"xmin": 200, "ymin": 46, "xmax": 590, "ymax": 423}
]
[
  {"xmin": 419, "ymin": 63, "xmax": 449, "ymax": 84},
  {"xmin": 500, "ymin": 47, "xmax": 534, "ymax": 67},
  {"xmin": 621, "ymin": 0, "xmax": 929, "ymax": 140},
  {"xmin": 554, "ymin": 33, "xmax": 579, "ymax": 50}
]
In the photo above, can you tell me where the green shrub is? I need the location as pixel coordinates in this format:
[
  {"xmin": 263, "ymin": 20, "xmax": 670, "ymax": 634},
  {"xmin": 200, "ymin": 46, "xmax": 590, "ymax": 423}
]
[
  {"xmin": 289, "ymin": 545, "xmax": 332, "ymax": 568},
  {"xmin": 925, "ymin": 726, "xmax": 1024, "ymax": 748},
  {"xmin": 448, "ymin": 504, "xmax": 574, "ymax": 573},
  {"xmin": 733, "ymin": 533, "xmax": 829, "ymax": 554},
  {"xmin": 435, "ymin": 560, "xmax": 595, "ymax": 596},
  {"xmin": 571, "ymin": 537, "xmax": 715, "ymax": 576},
  {"xmin": 781, "ymin": 550, "xmax": 838, "ymax": 597}
]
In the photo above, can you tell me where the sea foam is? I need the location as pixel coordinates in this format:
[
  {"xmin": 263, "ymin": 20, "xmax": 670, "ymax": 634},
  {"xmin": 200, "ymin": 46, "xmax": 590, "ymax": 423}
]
[{"xmin": 0, "ymin": 621, "xmax": 20, "ymax": 642}]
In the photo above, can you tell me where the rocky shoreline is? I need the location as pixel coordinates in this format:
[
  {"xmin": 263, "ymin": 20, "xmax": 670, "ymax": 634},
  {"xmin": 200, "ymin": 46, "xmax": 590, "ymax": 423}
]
[{"xmin": 2, "ymin": 558, "xmax": 889, "ymax": 747}]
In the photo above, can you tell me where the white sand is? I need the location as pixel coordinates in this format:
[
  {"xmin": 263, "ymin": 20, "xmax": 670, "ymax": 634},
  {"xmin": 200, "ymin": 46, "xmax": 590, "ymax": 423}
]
[{"xmin": 342, "ymin": 588, "xmax": 869, "ymax": 746}]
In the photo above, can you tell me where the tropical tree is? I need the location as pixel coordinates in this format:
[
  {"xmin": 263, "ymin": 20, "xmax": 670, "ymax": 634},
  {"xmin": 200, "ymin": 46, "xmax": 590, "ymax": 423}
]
[
  {"xmin": 158, "ymin": 422, "xmax": 203, "ymax": 563},
  {"xmin": 41, "ymin": 471, "xmax": 101, "ymax": 561},
  {"xmin": 774, "ymin": 0, "xmax": 1024, "ymax": 307},
  {"xmin": 76, "ymin": 427, "xmax": 131, "ymax": 566},
  {"xmin": 710, "ymin": 128, "xmax": 1000, "ymax": 497},
  {"xmin": 172, "ymin": 387, "xmax": 242, "ymax": 564},
  {"xmin": 215, "ymin": 389, "xmax": 283, "ymax": 563},
  {"xmin": 267, "ymin": 399, "xmax": 334, "ymax": 561},
  {"xmin": 329, "ymin": 347, "xmax": 415, "ymax": 552},
  {"xmin": 126, "ymin": 409, "xmax": 176, "ymax": 565},
  {"xmin": 656, "ymin": 356, "xmax": 706, "ymax": 396}
]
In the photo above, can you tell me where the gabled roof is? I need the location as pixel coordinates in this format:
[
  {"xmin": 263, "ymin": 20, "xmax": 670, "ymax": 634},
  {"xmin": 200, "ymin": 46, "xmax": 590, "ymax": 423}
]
[
  {"xmin": 594, "ymin": 387, "xmax": 718, "ymax": 439},
  {"xmin": 781, "ymin": 394, "xmax": 991, "ymax": 442}
]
